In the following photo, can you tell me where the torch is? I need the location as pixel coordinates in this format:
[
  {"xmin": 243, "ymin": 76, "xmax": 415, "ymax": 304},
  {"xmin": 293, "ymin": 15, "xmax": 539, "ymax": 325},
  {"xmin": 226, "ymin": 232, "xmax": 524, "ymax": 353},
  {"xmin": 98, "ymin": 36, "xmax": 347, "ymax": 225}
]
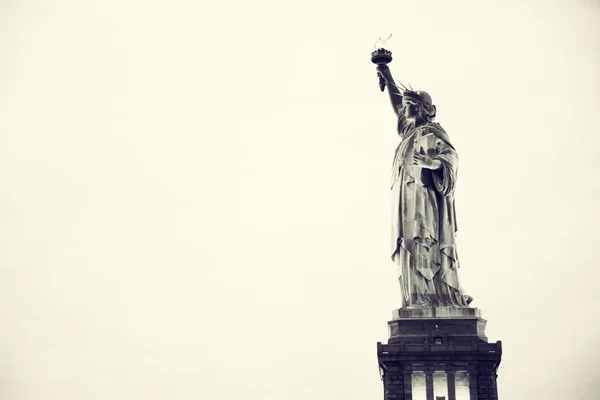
[{"xmin": 371, "ymin": 35, "xmax": 393, "ymax": 92}]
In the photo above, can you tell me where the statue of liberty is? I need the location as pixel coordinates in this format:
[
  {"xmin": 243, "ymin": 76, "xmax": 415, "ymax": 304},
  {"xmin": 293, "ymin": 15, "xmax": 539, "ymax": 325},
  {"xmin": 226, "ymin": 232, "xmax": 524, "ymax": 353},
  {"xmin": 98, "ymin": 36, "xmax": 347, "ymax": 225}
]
[{"xmin": 375, "ymin": 60, "xmax": 473, "ymax": 309}]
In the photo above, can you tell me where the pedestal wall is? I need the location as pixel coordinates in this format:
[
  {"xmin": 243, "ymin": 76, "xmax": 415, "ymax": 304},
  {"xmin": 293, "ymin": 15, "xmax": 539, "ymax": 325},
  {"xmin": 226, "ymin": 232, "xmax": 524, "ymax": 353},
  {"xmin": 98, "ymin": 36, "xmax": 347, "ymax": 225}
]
[{"xmin": 377, "ymin": 308, "xmax": 501, "ymax": 400}]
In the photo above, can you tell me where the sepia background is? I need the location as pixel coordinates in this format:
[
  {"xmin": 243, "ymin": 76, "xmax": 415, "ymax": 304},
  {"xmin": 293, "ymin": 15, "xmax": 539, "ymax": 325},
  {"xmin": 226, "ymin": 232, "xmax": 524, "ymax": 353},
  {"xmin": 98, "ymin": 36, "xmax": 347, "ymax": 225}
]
[{"xmin": 0, "ymin": 0, "xmax": 599, "ymax": 399}]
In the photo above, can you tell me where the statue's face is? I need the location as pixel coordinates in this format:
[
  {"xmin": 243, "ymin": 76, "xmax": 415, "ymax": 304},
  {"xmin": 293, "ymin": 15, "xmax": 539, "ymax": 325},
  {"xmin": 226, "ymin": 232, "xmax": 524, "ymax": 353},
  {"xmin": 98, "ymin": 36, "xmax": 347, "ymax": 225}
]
[{"xmin": 403, "ymin": 99, "xmax": 420, "ymax": 121}]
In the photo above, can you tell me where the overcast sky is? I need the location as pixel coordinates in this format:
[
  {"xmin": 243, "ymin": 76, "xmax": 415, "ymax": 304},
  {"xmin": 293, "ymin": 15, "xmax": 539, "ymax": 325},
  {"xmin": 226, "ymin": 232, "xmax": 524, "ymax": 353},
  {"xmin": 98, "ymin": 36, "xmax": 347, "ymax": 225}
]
[{"xmin": 0, "ymin": 0, "xmax": 599, "ymax": 399}]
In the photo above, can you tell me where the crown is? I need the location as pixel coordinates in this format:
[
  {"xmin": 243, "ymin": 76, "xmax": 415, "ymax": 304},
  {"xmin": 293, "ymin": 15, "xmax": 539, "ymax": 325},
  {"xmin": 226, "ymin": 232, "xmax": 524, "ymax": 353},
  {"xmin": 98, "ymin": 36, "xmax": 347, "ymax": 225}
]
[
  {"xmin": 402, "ymin": 90, "xmax": 422, "ymax": 101},
  {"xmin": 402, "ymin": 90, "xmax": 433, "ymax": 107}
]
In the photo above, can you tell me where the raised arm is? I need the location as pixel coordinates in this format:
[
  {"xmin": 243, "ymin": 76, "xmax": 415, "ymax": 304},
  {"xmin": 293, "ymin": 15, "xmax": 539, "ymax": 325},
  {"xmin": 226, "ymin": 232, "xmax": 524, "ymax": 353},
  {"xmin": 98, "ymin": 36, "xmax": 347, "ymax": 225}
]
[{"xmin": 376, "ymin": 64, "xmax": 403, "ymax": 118}]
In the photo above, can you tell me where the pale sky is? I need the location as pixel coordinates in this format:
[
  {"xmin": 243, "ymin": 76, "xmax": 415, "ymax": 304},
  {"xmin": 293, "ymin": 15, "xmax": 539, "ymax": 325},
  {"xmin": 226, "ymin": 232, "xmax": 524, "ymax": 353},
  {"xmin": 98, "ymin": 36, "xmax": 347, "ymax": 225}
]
[{"xmin": 0, "ymin": 0, "xmax": 599, "ymax": 399}]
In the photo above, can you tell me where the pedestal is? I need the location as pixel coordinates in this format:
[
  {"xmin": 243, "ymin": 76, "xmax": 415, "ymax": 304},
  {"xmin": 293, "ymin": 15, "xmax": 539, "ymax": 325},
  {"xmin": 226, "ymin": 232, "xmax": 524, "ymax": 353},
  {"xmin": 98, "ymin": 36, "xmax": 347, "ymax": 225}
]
[{"xmin": 377, "ymin": 307, "xmax": 502, "ymax": 400}]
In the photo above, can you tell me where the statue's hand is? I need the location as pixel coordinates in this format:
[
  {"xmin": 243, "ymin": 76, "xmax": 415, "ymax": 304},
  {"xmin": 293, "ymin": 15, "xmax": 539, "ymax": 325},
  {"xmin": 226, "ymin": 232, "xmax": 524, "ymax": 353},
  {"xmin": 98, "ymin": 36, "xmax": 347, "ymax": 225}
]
[
  {"xmin": 413, "ymin": 152, "xmax": 442, "ymax": 170},
  {"xmin": 376, "ymin": 64, "xmax": 392, "ymax": 83}
]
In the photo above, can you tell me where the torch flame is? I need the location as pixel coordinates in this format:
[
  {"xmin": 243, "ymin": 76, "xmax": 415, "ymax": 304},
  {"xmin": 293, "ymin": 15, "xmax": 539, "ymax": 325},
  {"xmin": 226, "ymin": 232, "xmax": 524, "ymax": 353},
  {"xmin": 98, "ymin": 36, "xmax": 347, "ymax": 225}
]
[{"xmin": 374, "ymin": 33, "xmax": 392, "ymax": 49}]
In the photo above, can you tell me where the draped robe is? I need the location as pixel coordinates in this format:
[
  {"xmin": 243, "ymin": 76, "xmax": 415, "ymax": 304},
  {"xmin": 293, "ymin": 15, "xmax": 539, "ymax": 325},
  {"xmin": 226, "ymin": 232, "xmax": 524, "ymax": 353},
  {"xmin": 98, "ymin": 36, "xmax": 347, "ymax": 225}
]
[{"xmin": 391, "ymin": 117, "xmax": 472, "ymax": 308}]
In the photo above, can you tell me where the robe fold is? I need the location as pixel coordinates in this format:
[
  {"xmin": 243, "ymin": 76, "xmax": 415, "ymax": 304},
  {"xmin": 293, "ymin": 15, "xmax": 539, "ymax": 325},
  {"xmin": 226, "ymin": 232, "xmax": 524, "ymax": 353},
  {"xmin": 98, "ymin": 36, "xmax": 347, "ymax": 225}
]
[{"xmin": 391, "ymin": 119, "xmax": 472, "ymax": 308}]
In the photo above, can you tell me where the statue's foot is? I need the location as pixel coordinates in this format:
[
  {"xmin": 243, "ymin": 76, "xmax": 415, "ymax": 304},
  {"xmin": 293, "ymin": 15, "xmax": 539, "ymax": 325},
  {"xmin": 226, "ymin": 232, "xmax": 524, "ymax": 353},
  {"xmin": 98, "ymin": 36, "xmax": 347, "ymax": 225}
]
[{"xmin": 464, "ymin": 295, "xmax": 474, "ymax": 305}]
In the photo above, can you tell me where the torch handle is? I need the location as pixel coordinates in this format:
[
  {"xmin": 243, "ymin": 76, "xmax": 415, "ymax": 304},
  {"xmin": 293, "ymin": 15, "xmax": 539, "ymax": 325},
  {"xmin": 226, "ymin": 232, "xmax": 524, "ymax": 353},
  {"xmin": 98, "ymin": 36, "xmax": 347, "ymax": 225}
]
[{"xmin": 377, "ymin": 72, "xmax": 386, "ymax": 92}]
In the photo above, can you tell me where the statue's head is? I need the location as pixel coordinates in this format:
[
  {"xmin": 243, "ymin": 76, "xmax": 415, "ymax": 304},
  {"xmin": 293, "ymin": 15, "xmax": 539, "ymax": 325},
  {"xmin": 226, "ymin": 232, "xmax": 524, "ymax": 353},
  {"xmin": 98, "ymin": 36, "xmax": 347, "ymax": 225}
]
[{"xmin": 402, "ymin": 90, "xmax": 437, "ymax": 124}]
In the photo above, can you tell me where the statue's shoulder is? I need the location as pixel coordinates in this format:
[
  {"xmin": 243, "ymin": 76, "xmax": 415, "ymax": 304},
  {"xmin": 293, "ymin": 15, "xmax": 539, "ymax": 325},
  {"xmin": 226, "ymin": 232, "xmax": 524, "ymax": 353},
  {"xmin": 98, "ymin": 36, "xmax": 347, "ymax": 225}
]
[
  {"xmin": 419, "ymin": 122, "xmax": 446, "ymax": 135},
  {"xmin": 420, "ymin": 123, "xmax": 453, "ymax": 147}
]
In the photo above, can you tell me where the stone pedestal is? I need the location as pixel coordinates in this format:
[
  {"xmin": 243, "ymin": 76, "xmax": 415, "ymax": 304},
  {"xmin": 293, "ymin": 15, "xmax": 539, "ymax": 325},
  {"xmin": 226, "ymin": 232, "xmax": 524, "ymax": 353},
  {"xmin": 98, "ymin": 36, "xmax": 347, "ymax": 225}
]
[{"xmin": 377, "ymin": 307, "xmax": 501, "ymax": 400}]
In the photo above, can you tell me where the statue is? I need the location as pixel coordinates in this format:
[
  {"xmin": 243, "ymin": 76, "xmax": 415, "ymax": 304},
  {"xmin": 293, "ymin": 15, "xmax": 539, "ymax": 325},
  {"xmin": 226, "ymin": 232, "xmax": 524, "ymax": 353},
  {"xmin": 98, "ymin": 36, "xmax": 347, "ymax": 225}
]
[{"xmin": 373, "ymin": 47, "xmax": 473, "ymax": 309}]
